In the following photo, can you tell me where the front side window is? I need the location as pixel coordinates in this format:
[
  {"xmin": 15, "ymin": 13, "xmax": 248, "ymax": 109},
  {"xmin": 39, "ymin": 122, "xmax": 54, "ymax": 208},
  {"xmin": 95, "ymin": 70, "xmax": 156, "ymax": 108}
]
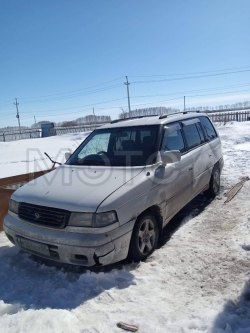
[
  {"xmin": 182, "ymin": 123, "xmax": 202, "ymax": 149},
  {"xmin": 161, "ymin": 123, "xmax": 185, "ymax": 152},
  {"xmin": 67, "ymin": 125, "xmax": 159, "ymax": 166}
]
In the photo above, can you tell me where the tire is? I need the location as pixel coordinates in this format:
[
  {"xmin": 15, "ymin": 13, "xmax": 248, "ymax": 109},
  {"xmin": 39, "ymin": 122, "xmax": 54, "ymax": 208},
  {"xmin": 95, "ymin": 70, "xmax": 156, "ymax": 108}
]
[
  {"xmin": 206, "ymin": 165, "xmax": 221, "ymax": 198},
  {"xmin": 128, "ymin": 213, "xmax": 159, "ymax": 262}
]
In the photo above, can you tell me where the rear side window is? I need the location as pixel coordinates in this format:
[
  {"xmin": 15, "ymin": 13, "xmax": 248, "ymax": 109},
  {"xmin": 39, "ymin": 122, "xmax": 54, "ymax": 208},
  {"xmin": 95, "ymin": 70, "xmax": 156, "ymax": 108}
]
[
  {"xmin": 161, "ymin": 124, "xmax": 185, "ymax": 153},
  {"xmin": 199, "ymin": 116, "xmax": 217, "ymax": 141},
  {"xmin": 182, "ymin": 123, "xmax": 201, "ymax": 149},
  {"xmin": 196, "ymin": 122, "xmax": 206, "ymax": 143}
]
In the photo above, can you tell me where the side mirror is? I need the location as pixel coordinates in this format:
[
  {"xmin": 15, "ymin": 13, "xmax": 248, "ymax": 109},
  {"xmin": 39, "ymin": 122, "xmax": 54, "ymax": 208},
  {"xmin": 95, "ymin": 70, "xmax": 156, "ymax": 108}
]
[
  {"xmin": 161, "ymin": 150, "xmax": 181, "ymax": 165},
  {"xmin": 65, "ymin": 152, "xmax": 71, "ymax": 161}
]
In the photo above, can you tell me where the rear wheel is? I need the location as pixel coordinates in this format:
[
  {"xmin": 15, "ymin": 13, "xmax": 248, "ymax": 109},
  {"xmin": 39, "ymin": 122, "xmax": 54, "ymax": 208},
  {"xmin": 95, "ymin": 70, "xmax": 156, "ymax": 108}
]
[
  {"xmin": 206, "ymin": 165, "xmax": 220, "ymax": 198},
  {"xmin": 128, "ymin": 213, "xmax": 159, "ymax": 262}
]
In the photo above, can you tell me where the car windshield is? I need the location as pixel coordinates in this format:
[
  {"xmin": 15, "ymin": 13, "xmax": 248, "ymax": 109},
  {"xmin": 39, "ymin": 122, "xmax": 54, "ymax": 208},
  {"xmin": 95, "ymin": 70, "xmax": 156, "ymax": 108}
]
[{"xmin": 67, "ymin": 125, "xmax": 159, "ymax": 167}]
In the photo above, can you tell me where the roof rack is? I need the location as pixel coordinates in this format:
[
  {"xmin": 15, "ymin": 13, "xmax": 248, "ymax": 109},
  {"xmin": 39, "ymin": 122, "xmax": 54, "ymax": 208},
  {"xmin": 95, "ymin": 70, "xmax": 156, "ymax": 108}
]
[
  {"xmin": 110, "ymin": 114, "xmax": 158, "ymax": 124},
  {"xmin": 159, "ymin": 110, "xmax": 201, "ymax": 119}
]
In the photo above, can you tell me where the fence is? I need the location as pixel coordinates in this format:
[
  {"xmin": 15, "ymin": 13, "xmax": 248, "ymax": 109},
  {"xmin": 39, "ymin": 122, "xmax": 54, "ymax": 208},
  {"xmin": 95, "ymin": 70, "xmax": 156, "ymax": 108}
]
[
  {"xmin": 0, "ymin": 122, "xmax": 109, "ymax": 142},
  {"xmin": 0, "ymin": 129, "xmax": 41, "ymax": 142},
  {"xmin": 54, "ymin": 122, "xmax": 107, "ymax": 135},
  {"xmin": 209, "ymin": 110, "xmax": 250, "ymax": 123},
  {"xmin": 1, "ymin": 111, "xmax": 250, "ymax": 142}
]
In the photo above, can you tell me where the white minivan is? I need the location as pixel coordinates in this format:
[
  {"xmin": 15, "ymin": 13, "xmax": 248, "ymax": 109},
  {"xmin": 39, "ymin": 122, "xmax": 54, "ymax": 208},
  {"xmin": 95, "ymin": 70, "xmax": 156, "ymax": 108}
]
[{"xmin": 4, "ymin": 112, "xmax": 223, "ymax": 266}]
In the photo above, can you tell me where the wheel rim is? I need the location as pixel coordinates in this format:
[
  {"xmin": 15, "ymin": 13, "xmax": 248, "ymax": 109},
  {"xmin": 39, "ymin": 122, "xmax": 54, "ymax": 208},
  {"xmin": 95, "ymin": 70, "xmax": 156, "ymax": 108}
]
[
  {"xmin": 138, "ymin": 218, "xmax": 156, "ymax": 255},
  {"xmin": 213, "ymin": 169, "xmax": 220, "ymax": 194}
]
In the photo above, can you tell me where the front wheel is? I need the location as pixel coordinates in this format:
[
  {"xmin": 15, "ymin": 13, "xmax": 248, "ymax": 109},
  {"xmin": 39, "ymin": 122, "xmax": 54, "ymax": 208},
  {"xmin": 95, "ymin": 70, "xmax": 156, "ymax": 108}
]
[
  {"xmin": 128, "ymin": 213, "xmax": 159, "ymax": 262},
  {"xmin": 206, "ymin": 165, "xmax": 220, "ymax": 198}
]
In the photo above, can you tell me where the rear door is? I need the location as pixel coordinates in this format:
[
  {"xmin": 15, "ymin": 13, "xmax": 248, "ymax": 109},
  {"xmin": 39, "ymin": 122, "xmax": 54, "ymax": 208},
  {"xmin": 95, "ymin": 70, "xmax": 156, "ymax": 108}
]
[
  {"xmin": 181, "ymin": 118, "xmax": 211, "ymax": 197},
  {"xmin": 199, "ymin": 116, "xmax": 221, "ymax": 168}
]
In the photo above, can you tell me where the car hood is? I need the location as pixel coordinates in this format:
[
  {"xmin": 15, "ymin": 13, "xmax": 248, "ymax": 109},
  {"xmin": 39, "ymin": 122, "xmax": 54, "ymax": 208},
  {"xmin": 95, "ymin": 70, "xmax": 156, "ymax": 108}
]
[{"xmin": 12, "ymin": 165, "xmax": 145, "ymax": 212}]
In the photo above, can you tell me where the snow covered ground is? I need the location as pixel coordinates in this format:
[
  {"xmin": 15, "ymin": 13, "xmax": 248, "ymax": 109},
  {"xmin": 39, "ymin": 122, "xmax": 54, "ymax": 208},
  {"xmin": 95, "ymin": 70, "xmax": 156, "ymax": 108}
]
[
  {"xmin": 0, "ymin": 132, "xmax": 90, "ymax": 178},
  {"xmin": 0, "ymin": 122, "xmax": 250, "ymax": 333}
]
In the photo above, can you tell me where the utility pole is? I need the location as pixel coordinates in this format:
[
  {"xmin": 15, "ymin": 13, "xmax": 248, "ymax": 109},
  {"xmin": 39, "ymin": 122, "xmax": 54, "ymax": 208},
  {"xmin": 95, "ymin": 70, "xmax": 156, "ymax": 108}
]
[
  {"xmin": 184, "ymin": 96, "xmax": 186, "ymax": 112},
  {"xmin": 124, "ymin": 76, "xmax": 131, "ymax": 118},
  {"xmin": 14, "ymin": 98, "xmax": 21, "ymax": 133}
]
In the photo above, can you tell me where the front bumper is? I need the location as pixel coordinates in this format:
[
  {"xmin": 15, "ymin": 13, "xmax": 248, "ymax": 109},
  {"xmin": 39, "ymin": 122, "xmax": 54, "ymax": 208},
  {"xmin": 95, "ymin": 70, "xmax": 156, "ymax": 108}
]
[{"xmin": 3, "ymin": 213, "xmax": 134, "ymax": 266}]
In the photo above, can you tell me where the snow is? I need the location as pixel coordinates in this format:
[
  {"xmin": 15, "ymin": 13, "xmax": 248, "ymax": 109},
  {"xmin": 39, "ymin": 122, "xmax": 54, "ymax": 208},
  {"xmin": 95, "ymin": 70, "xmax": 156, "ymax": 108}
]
[
  {"xmin": 0, "ymin": 122, "xmax": 250, "ymax": 332},
  {"xmin": 0, "ymin": 132, "xmax": 90, "ymax": 179}
]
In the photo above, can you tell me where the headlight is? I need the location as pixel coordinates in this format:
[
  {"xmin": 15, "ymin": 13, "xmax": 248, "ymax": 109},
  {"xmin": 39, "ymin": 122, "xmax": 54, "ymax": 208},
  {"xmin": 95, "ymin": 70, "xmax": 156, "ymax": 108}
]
[
  {"xmin": 68, "ymin": 211, "xmax": 118, "ymax": 228},
  {"xmin": 9, "ymin": 199, "xmax": 19, "ymax": 214},
  {"xmin": 94, "ymin": 211, "xmax": 118, "ymax": 227},
  {"xmin": 68, "ymin": 213, "xmax": 93, "ymax": 227}
]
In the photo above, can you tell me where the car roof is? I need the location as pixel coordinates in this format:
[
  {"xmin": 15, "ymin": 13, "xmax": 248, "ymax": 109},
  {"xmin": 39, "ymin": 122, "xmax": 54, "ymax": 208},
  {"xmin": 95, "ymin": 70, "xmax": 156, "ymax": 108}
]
[{"xmin": 99, "ymin": 112, "xmax": 208, "ymax": 129}]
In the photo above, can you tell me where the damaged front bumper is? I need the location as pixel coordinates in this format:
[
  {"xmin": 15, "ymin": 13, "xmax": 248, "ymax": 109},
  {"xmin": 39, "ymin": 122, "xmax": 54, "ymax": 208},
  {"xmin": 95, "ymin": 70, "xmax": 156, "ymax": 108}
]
[{"xmin": 3, "ymin": 213, "xmax": 134, "ymax": 266}]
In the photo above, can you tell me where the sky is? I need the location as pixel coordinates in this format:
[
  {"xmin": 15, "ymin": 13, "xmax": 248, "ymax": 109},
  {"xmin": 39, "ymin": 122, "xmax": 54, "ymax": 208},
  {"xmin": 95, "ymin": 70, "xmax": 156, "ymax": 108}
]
[{"xmin": 0, "ymin": 0, "xmax": 250, "ymax": 127}]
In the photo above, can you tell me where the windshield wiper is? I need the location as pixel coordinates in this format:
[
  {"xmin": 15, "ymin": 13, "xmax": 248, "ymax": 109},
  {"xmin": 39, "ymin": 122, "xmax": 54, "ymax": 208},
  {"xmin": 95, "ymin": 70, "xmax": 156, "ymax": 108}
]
[{"xmin": 44, "ymin": 152, "xmax": 62, "ymax": 168}]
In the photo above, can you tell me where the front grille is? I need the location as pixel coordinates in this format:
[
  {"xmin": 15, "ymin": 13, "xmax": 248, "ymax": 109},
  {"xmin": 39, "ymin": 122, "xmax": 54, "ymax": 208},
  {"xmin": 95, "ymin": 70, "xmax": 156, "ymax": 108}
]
[{"xmin": 18, "ymin": 202, "xmax": 70, "ymax": 228}]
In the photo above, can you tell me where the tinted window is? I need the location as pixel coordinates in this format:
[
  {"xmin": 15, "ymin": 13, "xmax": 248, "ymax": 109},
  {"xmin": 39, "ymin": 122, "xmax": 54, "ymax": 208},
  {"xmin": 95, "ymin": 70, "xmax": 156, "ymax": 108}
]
[
  {"xmin": 67, "ymin": 125, "xmax": 159, "ymax": 166},
  {"xmin": 161, "ymin": 124, "xmax": 185, "ymax": 152},
  {"xmin": 196, "ymin": 122, "xmax": 206, "ymax": 143},
  {"xmin": 199, "ymin": 116, "xmax": 217, "ymax": 141},
  {"xmin": 182, "ymin": 123, "xmax": 201, "ymax": 149},
  {"xmin": 140, "ymin": 130, "xmax": 152, "ymax": 141}
]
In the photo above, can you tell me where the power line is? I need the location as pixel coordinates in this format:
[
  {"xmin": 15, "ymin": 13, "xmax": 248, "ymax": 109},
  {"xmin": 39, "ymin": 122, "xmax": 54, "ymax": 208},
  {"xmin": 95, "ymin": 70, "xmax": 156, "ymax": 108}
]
[
  {"xmin": 1, "ymin": 72, "xmax": 250, "ymax": 126},
  {"xmin": 2, "ymin": 81, "xmax": 250, "ymax": 113},
  {"xmin": 2, "ymin": 83, "xmax": 250, "ymax": 118},
  {"xmin": 1, "ymin": 86, "xmax": 250, "ymax": 121},
  {"xmin": 18, "ymin": 66, "xmax": 248, "ymax": 102},
  {"xmin": 131, "ymin": 69, "xmax": 250, "ymax": 84},
  {"xmin": 187, "ymin": 89, "xmax": 250, "ymax": 99},
  {"xmin": 21, "ymin": 77, "xmax": 124, "ymax": 100},
  {"xmin": 1, "ymin": 65, "xmax": 250, "ymax": 108},
  {"xmin": 1, "ymin": 67, "xmax": 250, "ymax": 109},
  {"xmin": 128, "ymin": 82, "xmax": 250, "ymax": 99},
  {"xmin": 20, "ymin": 83, "xmax": 123, "ymax": 104},
  {"xmin": 1, "ymin": 96, "xmax": 127, "ymax": 117},
  {"xmin": 130, "ymin": 65, "xmax": 250, "ymax": 78},
  {"xmin": 0, "ymin": 78, "xmax": 124, "ymax": 108}
]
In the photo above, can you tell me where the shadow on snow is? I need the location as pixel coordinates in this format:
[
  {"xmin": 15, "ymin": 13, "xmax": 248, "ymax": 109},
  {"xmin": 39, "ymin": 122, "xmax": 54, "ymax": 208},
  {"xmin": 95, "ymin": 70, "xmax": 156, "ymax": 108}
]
[
  {"xmin": 211, "ymin": 279, "xmax": 250, "ymax": 332},
  {"xmin": 0, "ymin": 245, "xmax": 135, "ymax": 311},
  {"xmin": 0, "ymin": 193, "xmax": 213, "ymax": 312},
  {"xmin": 159, "ymin": 193, "xmax": 213, "ymax": 247}
]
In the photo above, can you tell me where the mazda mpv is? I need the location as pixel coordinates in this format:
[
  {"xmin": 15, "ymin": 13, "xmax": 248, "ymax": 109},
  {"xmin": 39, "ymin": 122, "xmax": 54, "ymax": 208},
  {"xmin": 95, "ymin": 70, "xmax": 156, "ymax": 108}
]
[{"xmin": 4, "ymin": 112, "xmax": 223, "ymax": 266}]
